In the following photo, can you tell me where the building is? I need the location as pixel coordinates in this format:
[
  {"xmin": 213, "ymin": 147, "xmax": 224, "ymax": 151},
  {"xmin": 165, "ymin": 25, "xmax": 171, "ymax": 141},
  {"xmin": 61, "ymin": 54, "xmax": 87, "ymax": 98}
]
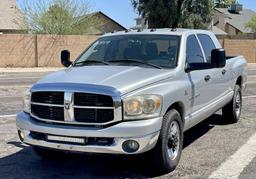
[
  {"xmin": 211, "ymin": 26, "xmax": 227, "ymax": 35},
  {"xmin": 0, "ymin": 0, "xmax": 23, "ymax": 34},
  {"xmin": 85, "ymin": 11, "xmax": 127, "ymax": 35},
  {"xmin": 214, "ymin": 4, "xmax": 256, "ymax": 35},
  {"xmin": 0, "ymin": 0, "xmax": 126, "ymax": 35}
]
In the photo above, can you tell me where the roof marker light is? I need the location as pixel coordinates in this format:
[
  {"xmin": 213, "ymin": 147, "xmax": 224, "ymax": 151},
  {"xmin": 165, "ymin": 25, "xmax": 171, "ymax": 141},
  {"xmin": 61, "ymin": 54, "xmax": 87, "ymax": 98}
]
[{"xmin": 125, "ymin": 29, "xmax": 132, "ymax": 33}]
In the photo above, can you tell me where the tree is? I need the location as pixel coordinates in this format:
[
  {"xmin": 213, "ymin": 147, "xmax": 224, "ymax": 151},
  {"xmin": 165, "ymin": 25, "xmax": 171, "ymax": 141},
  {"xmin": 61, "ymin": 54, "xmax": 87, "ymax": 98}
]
[
  {"xmin": 181, "ymin": 0, "xmax": 214, "ymax": 29},
  {"xmin": 246, "ymin": 16, "xmax": 256, "ymax": 33},
  {"xmin": 18, "ymin": 0, "xmax": 100, "ymax": 35},
  {"xmin": 132, "ymin": 0, "xmax": 214, "ymax": 29},
  {"xmin": 215, "ymin": 0, "xmax": 236, "ymax": 8}
]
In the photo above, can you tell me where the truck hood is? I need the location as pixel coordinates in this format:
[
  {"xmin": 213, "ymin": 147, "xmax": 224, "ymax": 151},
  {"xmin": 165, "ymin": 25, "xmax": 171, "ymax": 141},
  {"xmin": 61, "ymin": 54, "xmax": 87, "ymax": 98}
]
[{"xmin": 37, "ymin": 66, "xmax": 175, "ymax": 94}]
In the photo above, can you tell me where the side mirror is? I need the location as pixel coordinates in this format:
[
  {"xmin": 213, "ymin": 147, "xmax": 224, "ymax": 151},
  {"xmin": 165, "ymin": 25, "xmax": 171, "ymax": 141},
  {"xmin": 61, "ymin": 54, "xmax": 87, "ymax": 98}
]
[
  {"xmin": 61, "ymin": 50, "xmax": 72, "ymax": 67},
  {"xmin": 211, "ymin": 49, "xmax": 226, "ymax": 68}
]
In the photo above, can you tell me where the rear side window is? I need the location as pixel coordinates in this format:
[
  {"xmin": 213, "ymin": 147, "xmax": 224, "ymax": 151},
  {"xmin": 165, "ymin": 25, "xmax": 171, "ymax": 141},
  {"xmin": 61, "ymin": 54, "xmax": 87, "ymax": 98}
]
[
  {"xmin": 186, "ymin": 35, "xmax": 204, "ymax": 63},
  {"xmin": 197, "ymin": 34, "xmax": 216, "ymax": 63}
]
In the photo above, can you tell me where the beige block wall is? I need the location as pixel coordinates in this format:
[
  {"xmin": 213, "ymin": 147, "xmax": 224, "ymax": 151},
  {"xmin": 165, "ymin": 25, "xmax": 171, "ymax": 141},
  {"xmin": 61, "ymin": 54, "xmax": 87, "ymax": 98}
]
[
  {"xmin": 0, "ymin": 34, "xmax": 256, "ymax": 67},
  {"xmin": 223, "ymin": 39, "xmax": 256, "ymax": 63},
  {"xmin": 0, "ymin": 34, "xmax": 36, "ymax": 67},
  {"xmin": 37, "ymin": 35, "xmax": 98, "ymax": 67}
]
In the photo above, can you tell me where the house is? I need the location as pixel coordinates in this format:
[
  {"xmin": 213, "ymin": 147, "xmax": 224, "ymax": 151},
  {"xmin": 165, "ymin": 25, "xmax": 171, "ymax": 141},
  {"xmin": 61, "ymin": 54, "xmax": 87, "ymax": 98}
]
[
  {"xmin": 0, "ymin": 0, "xmax": 23, "ymax": 34},
  {"xmin": 86, "ymin": 11, "xmax": 127, "ymax": 35},
  {"xmin": 214, "ymin": 4, "xmax": 256, "ymax": 35},
  {"xmin": 211, "ymin": 26, "xmax": 227, "ymax": 35}
]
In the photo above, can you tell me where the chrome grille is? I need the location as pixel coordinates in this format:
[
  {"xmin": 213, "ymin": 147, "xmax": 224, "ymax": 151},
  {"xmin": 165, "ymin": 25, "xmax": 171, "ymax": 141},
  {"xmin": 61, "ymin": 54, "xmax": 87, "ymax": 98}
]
[
  {"xmin": 74, "ymin": 93, "xmax": 113, "ymax": 107},
  {"xmin": 30, "ymin": 91, "xmax": 118, "ymax": 125},
  {"xmin": 31, "ymin": 105, "xmax": 64, "ymax": 121},
  {"xmin": 31, "ymin": 92, "xmax": 64, "ymax": 105},
  {"xmin": 74, "ymin": 108, "xmax": 114, "ymax": 123}
]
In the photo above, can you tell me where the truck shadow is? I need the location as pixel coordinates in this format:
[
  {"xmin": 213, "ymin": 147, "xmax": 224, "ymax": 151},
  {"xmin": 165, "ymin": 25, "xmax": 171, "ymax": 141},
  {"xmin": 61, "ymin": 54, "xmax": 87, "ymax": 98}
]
[
  {"xmin": 183, "ymin": 113, "xmax": 231, "ymax": 148},
  {"xmin": 1, "ymin": 114, "xmax": 229, "ymax": 178}
]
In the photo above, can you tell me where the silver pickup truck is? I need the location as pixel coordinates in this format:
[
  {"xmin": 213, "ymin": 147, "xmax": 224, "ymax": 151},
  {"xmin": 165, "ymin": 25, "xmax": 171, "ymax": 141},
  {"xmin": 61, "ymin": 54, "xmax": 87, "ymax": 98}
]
[{"xmin": 16, "ymin": 29, "xmax": 247, "ymax": 173}]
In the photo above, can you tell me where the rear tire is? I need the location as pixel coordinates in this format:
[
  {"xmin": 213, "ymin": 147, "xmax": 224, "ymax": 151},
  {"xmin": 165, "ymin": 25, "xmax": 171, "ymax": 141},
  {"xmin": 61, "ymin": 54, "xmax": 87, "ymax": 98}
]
[
  {"xmin": 149, "ymin": 109, "xmax": 183, "ymax": 174},
  {"xmin": 222, "ymin": 85, "xmax": 242, "ymax": 123}
]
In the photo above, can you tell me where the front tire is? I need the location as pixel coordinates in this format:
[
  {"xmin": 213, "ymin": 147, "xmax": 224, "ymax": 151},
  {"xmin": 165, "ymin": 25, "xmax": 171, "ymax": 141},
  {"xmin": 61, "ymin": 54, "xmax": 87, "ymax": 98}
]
[
  {"xmin": 149, "ymin": 109, "xmax": 183, "ymax": 174},
  {"xmin": 222, "ymin": 85, "xmax": 242, "ymax": 123}
]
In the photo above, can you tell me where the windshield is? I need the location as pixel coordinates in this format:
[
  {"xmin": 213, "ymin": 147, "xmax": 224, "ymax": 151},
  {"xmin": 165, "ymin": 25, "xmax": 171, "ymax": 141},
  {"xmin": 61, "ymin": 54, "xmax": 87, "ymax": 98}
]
[{"xmin": 74, "ymin": 35, "xmax": 181, "ymax": 69}]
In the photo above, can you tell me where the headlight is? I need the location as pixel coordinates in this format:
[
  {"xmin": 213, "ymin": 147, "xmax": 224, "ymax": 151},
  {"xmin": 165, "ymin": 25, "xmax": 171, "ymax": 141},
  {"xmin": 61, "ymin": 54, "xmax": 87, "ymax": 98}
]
[
  {"xmin": 123, "ymin": 95, "xmax": 162, "ymax": 120},
  {"xmin": 23, "ymin": 90, "xmax": 31, "ymax": 114}
]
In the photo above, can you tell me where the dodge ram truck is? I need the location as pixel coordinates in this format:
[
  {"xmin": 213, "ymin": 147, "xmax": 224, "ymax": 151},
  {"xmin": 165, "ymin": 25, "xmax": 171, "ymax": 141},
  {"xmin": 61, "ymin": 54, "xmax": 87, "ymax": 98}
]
[{"xmin": 16, "ymin": 29, "xmax": 247, "ymax": 173}]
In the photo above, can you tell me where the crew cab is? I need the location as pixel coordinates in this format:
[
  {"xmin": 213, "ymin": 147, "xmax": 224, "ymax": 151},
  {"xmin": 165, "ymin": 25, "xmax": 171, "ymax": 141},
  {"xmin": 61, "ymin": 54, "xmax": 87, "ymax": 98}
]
[{"xmin": 16, "ymin": 29, "xmax": 247, "ymax": 173}]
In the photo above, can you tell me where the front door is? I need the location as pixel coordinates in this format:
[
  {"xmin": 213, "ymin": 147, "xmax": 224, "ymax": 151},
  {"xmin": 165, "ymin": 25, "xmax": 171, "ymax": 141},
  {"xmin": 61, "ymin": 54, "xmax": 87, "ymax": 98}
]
[{"xmin": 185, "ymin": 35, "xmax": 216, "ymax": 123}]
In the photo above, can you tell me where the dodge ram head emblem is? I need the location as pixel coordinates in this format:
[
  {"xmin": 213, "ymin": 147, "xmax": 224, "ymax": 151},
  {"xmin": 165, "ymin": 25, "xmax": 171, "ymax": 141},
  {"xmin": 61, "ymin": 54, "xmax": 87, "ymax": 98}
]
[{"xmin": 64, "ymin": 101, "xmax": 71, "ymax": 110}]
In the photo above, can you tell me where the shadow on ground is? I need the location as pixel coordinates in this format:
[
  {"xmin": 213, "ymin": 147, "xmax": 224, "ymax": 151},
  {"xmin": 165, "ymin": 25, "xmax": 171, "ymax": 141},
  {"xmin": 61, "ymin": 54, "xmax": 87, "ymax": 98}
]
[{"xmin": 0, "ymin": 114, "xmax": 230, "ymax": 178}]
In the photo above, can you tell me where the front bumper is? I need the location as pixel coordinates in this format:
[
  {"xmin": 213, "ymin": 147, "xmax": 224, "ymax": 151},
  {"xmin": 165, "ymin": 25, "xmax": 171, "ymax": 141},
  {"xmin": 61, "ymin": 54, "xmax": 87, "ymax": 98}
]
[{"xmin": 16, "ymin": 112, "xmax": 162, "ymax": 154}]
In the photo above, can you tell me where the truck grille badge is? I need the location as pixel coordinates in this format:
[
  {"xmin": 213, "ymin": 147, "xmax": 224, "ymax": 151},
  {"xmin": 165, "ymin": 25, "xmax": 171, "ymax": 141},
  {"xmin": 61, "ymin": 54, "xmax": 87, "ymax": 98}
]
[
  {"xmin": 64, "ymin": 102, "xmax": 70, "ymax": 110},
  {"xmin": 64, "ymin": 92, "xmax": 75, "ymax": 122}
]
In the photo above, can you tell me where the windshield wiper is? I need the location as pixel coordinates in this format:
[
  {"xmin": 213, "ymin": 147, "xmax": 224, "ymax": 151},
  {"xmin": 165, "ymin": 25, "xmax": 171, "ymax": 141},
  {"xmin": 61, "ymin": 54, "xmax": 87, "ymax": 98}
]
[
  {"xmin": 108, "ymin": 59, "xmax": 162, "ymax": 69},
  {"xmin": 74, "ymin": 60, "xmax": 110, "ymax": 66}
]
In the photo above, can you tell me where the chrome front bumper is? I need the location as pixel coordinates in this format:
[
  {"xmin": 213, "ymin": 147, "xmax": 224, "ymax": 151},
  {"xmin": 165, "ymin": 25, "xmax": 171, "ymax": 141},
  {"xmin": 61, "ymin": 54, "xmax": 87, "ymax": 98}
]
[{"xmin": 16, "ymin": 112, "xmax": 162, "ymax": 154}]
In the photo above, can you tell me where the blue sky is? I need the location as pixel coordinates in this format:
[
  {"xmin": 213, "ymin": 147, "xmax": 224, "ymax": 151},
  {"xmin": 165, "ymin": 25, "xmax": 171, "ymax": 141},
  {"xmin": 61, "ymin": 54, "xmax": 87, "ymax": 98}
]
[{"xmin": 17, "ymin": 0, "xmax": 256, "ymax": 29}]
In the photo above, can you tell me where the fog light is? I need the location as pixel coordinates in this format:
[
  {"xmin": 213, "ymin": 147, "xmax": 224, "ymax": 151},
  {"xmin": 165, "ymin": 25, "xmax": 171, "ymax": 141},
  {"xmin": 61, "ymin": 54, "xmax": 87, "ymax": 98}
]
[
  {"xmin": 122, "ymin": 140, "xmax": 140, "ymax": 153},
  {"xmin": 18, "ymin": 130, "xmax": 25, "ymax": 142}
]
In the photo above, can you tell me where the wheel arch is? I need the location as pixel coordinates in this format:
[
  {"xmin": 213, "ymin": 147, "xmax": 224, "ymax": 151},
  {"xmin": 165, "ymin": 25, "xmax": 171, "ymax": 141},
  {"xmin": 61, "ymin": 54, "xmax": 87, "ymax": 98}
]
[
  {"xmin": 236, "ymin": 76, "xmax": 243, "ymax": 87},
  {"xmin": 165, "ymin": 102, "xmax": 185, "ymax": 127}
]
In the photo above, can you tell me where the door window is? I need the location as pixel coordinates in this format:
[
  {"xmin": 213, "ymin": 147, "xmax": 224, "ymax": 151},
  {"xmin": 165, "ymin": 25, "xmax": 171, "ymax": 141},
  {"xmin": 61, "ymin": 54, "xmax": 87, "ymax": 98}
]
[
  {"xmin": 186, "ymin": 35, "xmax": 204, "ymax": 63},
  {"xmin": 197, "ymin": 34, "xmax": 216, "ymax": 63}
]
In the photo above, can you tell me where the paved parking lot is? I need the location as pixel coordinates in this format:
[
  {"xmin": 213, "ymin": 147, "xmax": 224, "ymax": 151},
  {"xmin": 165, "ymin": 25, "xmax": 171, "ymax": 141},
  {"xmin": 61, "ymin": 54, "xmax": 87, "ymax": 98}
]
[{"xmin": 0, "ymin": 65, "xmax": 256, "ymax": 178}]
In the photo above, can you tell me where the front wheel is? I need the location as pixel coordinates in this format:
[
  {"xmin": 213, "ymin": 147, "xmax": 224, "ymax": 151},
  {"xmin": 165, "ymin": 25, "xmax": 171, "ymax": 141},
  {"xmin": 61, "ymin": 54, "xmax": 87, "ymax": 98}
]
[
  {"xmin": 222, "ymin": 85, "xmax": 242, "ymax": 123},
  {"xmin": 149, "ymin": 109, "xmax": 183, "ymax": 174}
]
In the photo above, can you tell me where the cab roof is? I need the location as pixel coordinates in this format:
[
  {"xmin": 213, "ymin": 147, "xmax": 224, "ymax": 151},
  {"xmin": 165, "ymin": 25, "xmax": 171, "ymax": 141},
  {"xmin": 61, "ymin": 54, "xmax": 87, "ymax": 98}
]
[{"xmin": 102, "ymin": 28, "xmax": 212, "ymax": 37}]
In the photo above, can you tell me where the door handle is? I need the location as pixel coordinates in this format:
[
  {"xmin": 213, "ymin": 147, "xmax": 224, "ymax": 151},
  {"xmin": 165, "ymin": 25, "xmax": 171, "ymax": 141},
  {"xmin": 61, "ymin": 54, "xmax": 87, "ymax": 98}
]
[
  {"xmin": 222, "ymin": 69, "xmax": 226, "ymax": 75},
  {"xmin": 204, "ymin": 75, "xmax": 211, "ymax": 82}
]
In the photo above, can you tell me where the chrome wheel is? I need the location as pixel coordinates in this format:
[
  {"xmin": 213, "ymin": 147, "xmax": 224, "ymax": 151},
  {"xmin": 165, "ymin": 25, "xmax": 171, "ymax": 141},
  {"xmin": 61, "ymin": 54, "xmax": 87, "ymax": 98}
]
[
  {"xmin": 235, "ymin": 92, "xmax": 242, "ymax": 117},
  {"xmin": 167, "ymin": 121, "xmax": 180, "ymax": 160}
]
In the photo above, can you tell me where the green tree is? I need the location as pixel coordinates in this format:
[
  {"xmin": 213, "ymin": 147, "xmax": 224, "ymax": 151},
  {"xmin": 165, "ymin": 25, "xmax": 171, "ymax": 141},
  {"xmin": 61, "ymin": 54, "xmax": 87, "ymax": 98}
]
[
  {"xmin": 181, "ymin": 0, "xmax": 214, "ymax": 29},
  {"xmin": 246, "ymin": 16, "xmax": 256, "ymax": 33},
  {"xmin": 215, "ymin": 0, "xmax": 236, "ymax": 8},
  {"xmin": 132, "ymin": 0, "xmax": 214, "ymax": 29},
  {"xmin": 18, "ymin": 0, "xmax": 100, "ymax": 35}
]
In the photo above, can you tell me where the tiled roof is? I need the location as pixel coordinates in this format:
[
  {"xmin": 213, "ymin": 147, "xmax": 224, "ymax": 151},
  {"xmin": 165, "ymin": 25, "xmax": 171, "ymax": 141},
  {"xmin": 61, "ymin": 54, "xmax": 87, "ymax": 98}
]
[
  {"xmin": 215, "ymin": 8, "xmax": 256, "ymax": 33},
  {"xmin": 212, "ymin": 25, "xmax": 227, "ymax": 35}
]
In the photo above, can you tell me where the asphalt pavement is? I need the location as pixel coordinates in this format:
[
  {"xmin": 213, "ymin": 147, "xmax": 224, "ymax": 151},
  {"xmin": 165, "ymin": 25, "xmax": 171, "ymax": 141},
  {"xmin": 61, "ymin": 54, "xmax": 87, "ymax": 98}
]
[{"xmin": 0, "ymin": 66, "xmax": 256, "ymax": 178}]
